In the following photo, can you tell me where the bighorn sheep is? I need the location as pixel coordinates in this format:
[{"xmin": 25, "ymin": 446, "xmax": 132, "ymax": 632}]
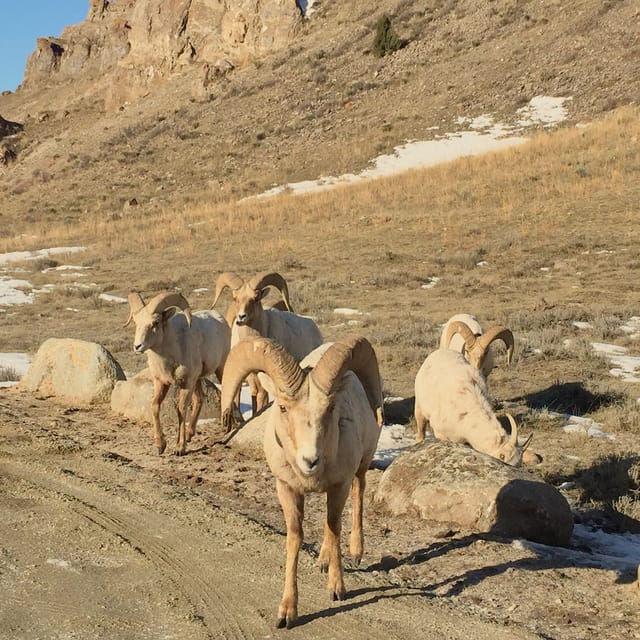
[
  {"xmin": 440, "ymin": 313, "xmax": 514, "ymax": 379},
  {"xmin": 414, "ymin": 348, "xmax": 531, "ymax": 465},
  {"xmin": 213, "ymin": 271, "xmax": 323, "ymax": 415},
  {"xmin": 124, "ymin": 291, "xmax": 230, "ymax": 455},
  {"xmin": 220, "ymin": 336, "xmax": 384, "ymax": 628}
]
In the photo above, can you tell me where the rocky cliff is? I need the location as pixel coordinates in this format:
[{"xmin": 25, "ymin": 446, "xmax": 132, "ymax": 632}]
[{"xmin": 22, "ymin": 0, "xmax": 303, "ymax": 108}]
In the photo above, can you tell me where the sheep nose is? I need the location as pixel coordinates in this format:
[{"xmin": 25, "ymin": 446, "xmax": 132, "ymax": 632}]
[
  {"xmin": 236, "ymin": 313, "xmax": 247, "ymax": 325},
  {"xmin": 133, "ymin": 343, "xmax": 144, "ymax": 353},
  {"xmin": 302, "ymin": 456, "xmax": 320, "ymax": 472}
]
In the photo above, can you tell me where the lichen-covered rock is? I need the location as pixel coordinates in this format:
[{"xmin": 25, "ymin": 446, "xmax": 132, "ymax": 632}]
[
  {"xmin": 110, "ymin": 367, "xmax": 221, "ymax": 425},
  {"xmin": 19, "ymin": 338, "xmax": 125, "ymax": 405},
  {"xmin": 375, "ymin": 440, "xmax": 573, "ymax": 546}
]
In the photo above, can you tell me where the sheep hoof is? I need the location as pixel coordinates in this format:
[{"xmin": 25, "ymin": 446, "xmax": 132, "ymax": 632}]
[
  {"xmin": 156, "ymin": 441, "xmax": 167, "ymax": 455},
  {"xmin": 331, "ymin": 589, "xmax": 345, "ymax": 602},
  {"xmin": 173, "ymin": 448, "xmax": 186, "ymax": 457},
  {"xmin": 275, "ymin": 614, "xmax": 296, "ymax": 629}
]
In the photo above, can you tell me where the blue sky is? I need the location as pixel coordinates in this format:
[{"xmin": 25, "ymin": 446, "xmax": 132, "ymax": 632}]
[{"xmin": 0, "ymin": 1, "xmax": 89, "ymax": 92}]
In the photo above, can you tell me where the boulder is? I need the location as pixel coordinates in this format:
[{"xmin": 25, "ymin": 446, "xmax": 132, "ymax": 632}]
[
  {"xmin": 225, "ymin": 408, "xmax": 268, "ymax": 455},
  {"xmin": 375, "ymin": 440, "xmax": 573, "ymax": 546},
  {"xmin": 0, "ymin": 115, "xmax": 23, "ymax": 138},
  {"xmin": 19, "ymin": 338, "xmax": 125, "ymax": 405},
  {"xmin": 110, "ymin": 368, "xmax": 221, "ymax": 425}
]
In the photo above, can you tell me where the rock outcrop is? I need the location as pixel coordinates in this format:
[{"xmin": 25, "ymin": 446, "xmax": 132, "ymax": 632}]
[
  {"xmin": 0, "ymin": 115, "xmax": 24, "ymax": 138},
  {"xmin": 19, "ymin": 338, "xmax": 125, "ymax": 404},
  {"xmin": 21, "ymin": 0, "xmax": 303, "ymax": 108},
  {"xmin": 375, "ymin": 440, "xmax": 573, "ymax": 546}
]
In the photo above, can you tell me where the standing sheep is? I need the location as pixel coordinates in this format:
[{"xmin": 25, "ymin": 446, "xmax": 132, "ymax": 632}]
[
  {"xmin": 220, "ymin": 335, "xmax": 383, "ymax": 628},
  {"xmin": 213, "ymin": 271, "xmax": 323, "ymax": 415},
  {"xmin": 124, "ymin": 291, "xmax": 230, "ymax": 455}
]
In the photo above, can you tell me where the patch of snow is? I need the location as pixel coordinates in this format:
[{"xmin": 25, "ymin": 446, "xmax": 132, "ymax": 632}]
[
  {"xmin": 371, "ymin": 423, "xmax": 418, "ymax": 470},
  {"xmin": 46, "ymin": 558, "xmax": 74, "ymax": 570},
  {"xmin": 571, "ymin": 321, "xmax": 592, "ymax": 330},
  {"xmin": 0, "ymin": 277, "xmax": 33, "ymax": 305},
  {"xmin": 620, "ymin": 316, "xmax": 640, "ymax": 338},
  {"xmin": 0, "ymin": 246, "xmax": 85, "ymax": 266},
  {"xmin": 334, "ymin": 308, "xmax": 362, "ymax": 316},
  {"xmin": 562, "ymin": 415, "xmax": 615, "ymax": 440},
  {"xmin": 591, "ymin": 341, "xmax": 640, "ymax": 382},
  {"xmin": 0, "ymin": 353, "xmax": 31, "ymax": 378},
  {"xmin": 421, "ymin": 276, "xmax": 440, "ymax": 289},
  {"xmin": 99, "ymin": 293, "xmax": 127, "ymax": 304},
  {"xmin": 192, "ymin": 288, "xmax": 209, "ymax": 294},
  {"xmin": 253, "ymin": 96, "xmax": 571, "ymax": 199},
  {"xmin": 42, "ymin": 265, "xmax": 90, "ymax": 273},
  {"xmin": 515, "ymin": 523, "xmax": 640, "ymax": 574}
]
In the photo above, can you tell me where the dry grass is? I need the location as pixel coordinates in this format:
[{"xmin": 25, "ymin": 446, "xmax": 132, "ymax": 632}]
[{"xmin": 2, "ymin": 108, "xmax": 640, "ymax": 490}]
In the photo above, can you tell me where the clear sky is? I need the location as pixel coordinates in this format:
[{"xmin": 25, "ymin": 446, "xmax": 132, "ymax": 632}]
[{"xmin": 0, "ymin": 1, "xmax": 89, "ymax": 92}]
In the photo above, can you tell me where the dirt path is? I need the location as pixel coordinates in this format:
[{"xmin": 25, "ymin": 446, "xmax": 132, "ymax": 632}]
[{"xmin": 0, "ymin": 388, "xmax": 636, "ymax": 639}]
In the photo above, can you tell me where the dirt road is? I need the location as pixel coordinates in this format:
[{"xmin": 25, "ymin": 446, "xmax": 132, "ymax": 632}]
[{"xmin": 0, "ymin": 388, "xmax": 636, "ymax": 639}]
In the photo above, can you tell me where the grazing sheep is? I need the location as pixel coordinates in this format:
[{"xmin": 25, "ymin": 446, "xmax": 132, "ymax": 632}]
[
  {"xmin": 213, "ymin": 271, "xmax": 323, "ymax": 415},
  {"xmin": 440, "ymin": 313, "xmax": 514, "ymax": 379},
  {"xmin": 220, "ymin": 336, "xmax": 383, "ymax": 628},
  {"xmin": 124, "ymin": 291, "xmax": 230, "ymax": 455},
  {"xmin": 414, "ymin": 348, "xmax": 531, "ymax": 465}
]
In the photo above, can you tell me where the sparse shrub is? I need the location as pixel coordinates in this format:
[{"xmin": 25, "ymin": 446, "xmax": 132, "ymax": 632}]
[
  {"xmin": 373, "ymin": 15, "xmax": 403, "ymax": 57},
  {"xmin": 0, "ymin": 366, "xmax": 19, "ymax": 382}
]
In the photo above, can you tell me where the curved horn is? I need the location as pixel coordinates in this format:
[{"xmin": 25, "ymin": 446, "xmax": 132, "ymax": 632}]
[
  {"xmin": 212, "ymin": 272, "xmax": 245, "ymax": 309},
  {"xmin": 476, "ymin": 325, "xmax": 514, "ymax": 366},
  {"xmin": 146, "ymin": 291, "xmax": 192, "ymax": 327},
  {"xmin": 248, "ymin": 272, "xmax": 293, "ymax": 312},
  {"xmin": 220, "ymin": 337, "xmax": 306, "ymax": 430},
  {"xmin": 506, "ymin": 413, "xmax": 518, "ymax": 446},
  {"xmin": 443, "ymin": 320, "xmax": 479, "ymax": 353},
  {"xmin": 311, "ymin": 336, "xmax": 384, "ymax": 427},
  {"xmin": 522, "ymin": 433, "xmax": 533, "ymax": 451},
  {"xmin": 123, "ymin": 291, "xmax": 145, "ymax": 328}
]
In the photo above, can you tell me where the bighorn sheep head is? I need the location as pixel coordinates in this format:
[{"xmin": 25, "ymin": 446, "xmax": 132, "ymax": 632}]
[
  {"xmin": 494, "ymin": 414, "xmax": 532, "ymax": 466},
  {"xmin": 443, "ymin": 321, "xmax": 514, "ymax": 377},
  {"xmin": 221, "ymin": 336, "xmax": 384, "ymax": 478},
  {"xmin": 212, "ymin": 271, "xmax": 293, "ymax": 327},
  {"xmin": 124, "ymin": 291, "xmax": 192, "ymax": 354}
]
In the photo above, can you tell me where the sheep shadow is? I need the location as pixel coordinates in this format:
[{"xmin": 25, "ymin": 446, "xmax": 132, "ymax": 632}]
[
  {"xmin": 512, "ymin": 381, "xmax": 623, "ymax": 415},
  {"xmin": 546, "ymin": 452, "xmax": 640, "ymax": 533},
  {"xmin": 383, "ymin": 395, "xmax": 414, "ymax": 424}
]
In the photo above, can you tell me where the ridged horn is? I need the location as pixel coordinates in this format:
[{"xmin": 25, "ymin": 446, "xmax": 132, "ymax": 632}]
[
  {"xmin": 212, "ymin": 272, "xmax": 245, "ymax": 309},
  {"xmin": 311, "ymin": 336, "xmax": 384, "ymax": 427},
  {"xmin": 123, "ymin": 291, "xmax": 145, "ymax": 328},
  {"xmin": 476, "ymin": 325, "xmax": 514, "ymax": 366},
  {"xmin": 506, "ymin": 413, "xmax": 518, "ymax": 446},
  {"xmin": 220, "ymin": 337, "xmax": 306, "ymax": 431},
  {"xmin": 248, "ymin": 272, "xmax": 293, "ymax": 312},
  {"xmin": 443, "ymin": 320, "xmax": 479, "ymax": 353},
  {"xmin": 146, "ymin": 291, "xmax": 192, "ymax": 327}
]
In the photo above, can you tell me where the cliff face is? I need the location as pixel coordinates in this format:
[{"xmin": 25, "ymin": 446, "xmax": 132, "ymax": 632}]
[{"xmin": 22, "ymin": 0, "xmax": 302, "ymax": 108}]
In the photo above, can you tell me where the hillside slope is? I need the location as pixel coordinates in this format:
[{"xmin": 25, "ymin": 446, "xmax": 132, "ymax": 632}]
[{"xmin": 1, "ymin": 0, "xmax": 638, "ymax": 232}]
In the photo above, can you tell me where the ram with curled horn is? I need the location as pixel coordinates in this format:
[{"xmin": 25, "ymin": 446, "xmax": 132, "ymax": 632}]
[
  {"xmin": 440, "ymin": 313, "xmax": 514, "ymax": 380},
  {"xmin": 212, "ymin": 270, "xmax": 323, "ymax": 417},
  {"xmin": 124, "ymin": 290, "xmax": 230, "ymax": 455},
  {"xmin": 220, "ymin": 335, "xmax": 383, "ymax": 628},
  {"xmin": 414, "ymin": 348, "xmax": 532, "ymax": 465}
]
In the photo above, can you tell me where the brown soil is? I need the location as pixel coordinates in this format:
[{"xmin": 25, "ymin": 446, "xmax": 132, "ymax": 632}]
[{"xmin": 1, "ymin": 387, "xmax": 637, "ymax": 639}]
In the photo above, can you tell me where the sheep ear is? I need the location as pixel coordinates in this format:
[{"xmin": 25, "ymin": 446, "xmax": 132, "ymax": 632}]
[{"xmin": 257, "ymin": 372, "xmax": 276, "ymax": 396}]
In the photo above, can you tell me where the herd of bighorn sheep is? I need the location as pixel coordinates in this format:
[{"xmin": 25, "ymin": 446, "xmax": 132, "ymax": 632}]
[{"xmin": 123, "ymin": 273, "xmax": 529, "ymax": 627}]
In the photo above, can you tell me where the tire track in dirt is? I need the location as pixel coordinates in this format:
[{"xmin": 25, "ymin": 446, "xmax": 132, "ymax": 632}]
[{"xmin": 0, "ymin": 459, "xmax": 265, "ymax": 640}]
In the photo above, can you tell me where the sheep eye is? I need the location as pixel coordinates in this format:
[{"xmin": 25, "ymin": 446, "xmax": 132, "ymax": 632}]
[
  {"xmin": 279, "ymin": 405, "xmax": 288, "ymax": 414},
  {"xmin": 499, "ymin": 453, "xmax": 505, "ymax": 460}
]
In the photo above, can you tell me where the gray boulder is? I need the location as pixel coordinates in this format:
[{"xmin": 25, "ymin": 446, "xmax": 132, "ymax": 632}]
[
  {"xmin": 20, "ymin": 338, "xmax": 125, "ymax": 404},
  {"xmin": 110, "ymin": 368, "xmax": 221, "ymax": 425},
  {"xmin": 375, "ymin": 440, "xmax": 573, "ymax": 546}
]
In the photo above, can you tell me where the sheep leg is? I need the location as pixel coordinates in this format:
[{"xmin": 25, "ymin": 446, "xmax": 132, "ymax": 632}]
[
  {"xmin": 275, "ymin": 479, "xmax": 304, "ymax": 629},
  {"xmin": 318, "ymin": 482, "xmax": 349, "ymax": 602},
  {"xmin": 349, "ymin": 470, "xmax": 366, "ymax": 566},
  {"xmin": 415, "ymin": 405, "xmax": 428, "ymax": 442},
  {"xmin": 175, "ymin": 387, "xmax": 192, "ymax": 456},
  {"xmin": 186, "ymin": 379, "xmax": 203, "ymax": 442},
  {"xmin": 151, "ymin": 379, "xmax": 170, "ymax": 454}
]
